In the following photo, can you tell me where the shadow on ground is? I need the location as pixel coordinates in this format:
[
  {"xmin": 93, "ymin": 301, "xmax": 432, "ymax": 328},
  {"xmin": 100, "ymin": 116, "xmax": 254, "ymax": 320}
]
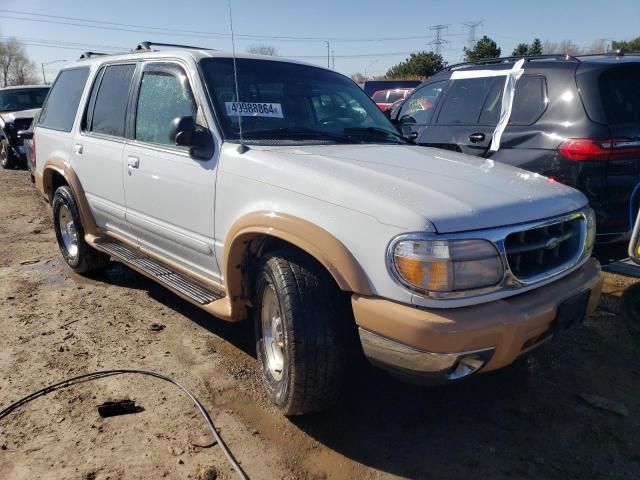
[{"xmin": 94, "ymin": 260, "xmax": 640, "ymax": 480}]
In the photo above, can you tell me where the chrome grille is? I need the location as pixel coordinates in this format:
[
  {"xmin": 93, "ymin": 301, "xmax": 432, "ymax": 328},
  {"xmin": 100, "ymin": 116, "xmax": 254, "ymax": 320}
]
[{"xmin": 505, "ymin": 217, "xmax": 583, "ymax": 281}]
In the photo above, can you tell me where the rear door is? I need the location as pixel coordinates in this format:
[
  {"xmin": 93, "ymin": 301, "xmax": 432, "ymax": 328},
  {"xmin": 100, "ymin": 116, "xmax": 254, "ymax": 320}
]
[
  {"xmin": 73, "ymin": 63, "xmax": 137, "ymax": 239},
  {"xmin": 417, "ymin": 76, "xmax": 502, "ymax": 155}
]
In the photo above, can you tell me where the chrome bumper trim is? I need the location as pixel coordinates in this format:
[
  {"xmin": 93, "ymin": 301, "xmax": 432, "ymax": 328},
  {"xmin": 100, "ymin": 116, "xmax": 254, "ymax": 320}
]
[{"xmin": 358, "ymin": 328, "xmax": 494, "ymax": 383}]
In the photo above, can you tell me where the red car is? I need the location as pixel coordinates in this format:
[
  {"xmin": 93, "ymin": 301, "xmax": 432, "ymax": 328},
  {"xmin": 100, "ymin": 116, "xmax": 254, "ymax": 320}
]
[{"xmin": 371, "ymin": 88, "xmax": 413, "ymax": 112}]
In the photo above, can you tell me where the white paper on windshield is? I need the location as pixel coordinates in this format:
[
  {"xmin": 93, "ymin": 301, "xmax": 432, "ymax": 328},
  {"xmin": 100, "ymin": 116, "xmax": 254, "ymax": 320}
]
[{"xmin": 224, "ymin": 102, "xmax": 284, "ymax": 118}]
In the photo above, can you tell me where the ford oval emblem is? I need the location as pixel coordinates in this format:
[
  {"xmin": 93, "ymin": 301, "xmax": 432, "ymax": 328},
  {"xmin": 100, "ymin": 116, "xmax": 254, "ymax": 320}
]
[{"xmin": 545, "ymin": 237, "xmax": 561, "ymax": 250}]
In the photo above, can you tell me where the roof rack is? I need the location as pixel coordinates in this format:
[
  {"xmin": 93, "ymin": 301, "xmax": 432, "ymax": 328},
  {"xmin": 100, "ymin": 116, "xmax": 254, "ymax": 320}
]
[
  {"xmin": 445, "ymin": 54, "xmax": 580, "ymax": 71},
  {"xmin": 78, "ymin": 51, "xmax": 109, "ymax": 60},
  {"xmin": 135, "ymin": 41, "xmax": 215, "ymax": 52},
  {"xmin": 578, "ymin": 49, "xmax": 640, "ymax": 59}
]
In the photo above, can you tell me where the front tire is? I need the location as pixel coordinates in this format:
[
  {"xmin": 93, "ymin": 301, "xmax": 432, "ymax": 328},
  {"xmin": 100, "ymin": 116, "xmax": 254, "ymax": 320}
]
[
  {"xmin": 0, "ymin": 139, "xmax": 16, "ymax": 169},
  {"xmin": 254, "ymin": 251, "xmax": 347, "ymax": 415},
  {"xmin": 52, "ymin": 186, "xmax": 109, "ymax": 273}
]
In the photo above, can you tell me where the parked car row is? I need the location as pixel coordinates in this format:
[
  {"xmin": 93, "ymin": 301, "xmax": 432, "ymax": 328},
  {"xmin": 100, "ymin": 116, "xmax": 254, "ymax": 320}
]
[{"xmin": 15, "ymin": 44, "xmax": 608, "ymax": 415}]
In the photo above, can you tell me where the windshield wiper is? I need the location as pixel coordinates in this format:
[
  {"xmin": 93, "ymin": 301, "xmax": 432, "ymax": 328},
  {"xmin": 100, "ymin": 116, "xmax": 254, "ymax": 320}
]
[
  {"xmin": 343, "ymin": 127, "xmax": 410, "ymax": 144},
  {"xmin": 242, "ymin": 127, "xmax": 358, "ymax": 143}
]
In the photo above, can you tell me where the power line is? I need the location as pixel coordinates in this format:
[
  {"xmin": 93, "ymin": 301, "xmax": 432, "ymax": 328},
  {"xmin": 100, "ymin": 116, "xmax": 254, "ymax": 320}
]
[
  {"xmin": 0, "ymin": 10, "xmax": 434, "ymax": 43},
  {"xmin": 2, "ymin": 35, "xmax": 418, "ymax": 59}
]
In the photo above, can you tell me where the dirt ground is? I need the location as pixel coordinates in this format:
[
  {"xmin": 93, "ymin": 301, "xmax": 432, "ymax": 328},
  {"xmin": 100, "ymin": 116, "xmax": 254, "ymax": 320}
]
[{"xmin": 0, "ymin": 167, "xmax": 639, "ymax": 480}]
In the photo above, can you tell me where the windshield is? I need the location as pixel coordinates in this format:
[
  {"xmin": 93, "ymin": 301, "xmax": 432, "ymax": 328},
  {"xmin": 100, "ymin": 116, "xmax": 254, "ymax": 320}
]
[
  {"xmin": 200, "ymin": 58, "xmax": 403, "ymax": 144},
  {"xmin": 0, "ymin": 88, "xmax": 49, "ymax": 113}
]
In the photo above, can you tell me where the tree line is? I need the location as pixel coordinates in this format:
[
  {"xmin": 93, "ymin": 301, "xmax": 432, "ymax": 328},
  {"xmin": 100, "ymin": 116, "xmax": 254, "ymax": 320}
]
[
  {"xmin": 0, "ymin": 37, "xmax": 37, "ymax": 87},
  {"xmin": 354, "ymin": 34, "xmax": 640, "ymax": 81}
]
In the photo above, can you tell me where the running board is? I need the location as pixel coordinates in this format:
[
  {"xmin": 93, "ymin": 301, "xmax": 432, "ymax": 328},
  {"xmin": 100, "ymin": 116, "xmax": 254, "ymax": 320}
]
[{"xmin": 96, "ymin": 240, "xmax": 224, "ymax": 305}]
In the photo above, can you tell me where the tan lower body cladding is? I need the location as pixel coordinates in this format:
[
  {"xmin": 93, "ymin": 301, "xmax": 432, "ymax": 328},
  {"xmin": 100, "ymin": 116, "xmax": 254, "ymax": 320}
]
[{"xmin": 352, "ymin": 258, "xmax": 603, "ymax": 375}]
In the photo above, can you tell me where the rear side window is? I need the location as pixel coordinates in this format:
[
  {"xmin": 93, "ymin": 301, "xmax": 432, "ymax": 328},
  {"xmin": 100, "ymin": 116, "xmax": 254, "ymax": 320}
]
[
  {"xmin": 88, "ymin": 64, "xmax": 136, "ymax": 137},
  {"xmin": 437, "ymin": 77, "xmax": 495, "ymax": 125},
  {"xmin": 38, "ymin": 68, "xmax": 89, "ymax": 132},
  {"xmin": 599, "ymin": 65, "xmax": 640, "ymax": 124},
  {"xmin": 510, "ymin": 75, "xmax": 546, "ymax": 125}
]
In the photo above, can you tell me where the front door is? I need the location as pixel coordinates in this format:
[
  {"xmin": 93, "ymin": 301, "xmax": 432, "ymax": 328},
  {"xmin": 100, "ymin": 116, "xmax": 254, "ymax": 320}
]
[
  {"xmin": 396, "ymin": 81, "xmax": 447, "ymax": 142},
  {"xmin": 123, "ymin": 61, "xmax": 220, "ymax": 281}
]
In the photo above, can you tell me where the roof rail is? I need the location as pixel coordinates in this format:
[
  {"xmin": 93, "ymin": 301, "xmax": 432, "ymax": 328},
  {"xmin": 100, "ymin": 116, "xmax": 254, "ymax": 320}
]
[
  {"xmin": 445, "ymin": 54, "xmax": 580, "ymax": 71},
  {"xmin": 135, "ymin": 41, "xmax": 214, "ymax": 52},
  {"xmin": 78, "ymin": 51, "xmax": 109, "ymax": 60}
]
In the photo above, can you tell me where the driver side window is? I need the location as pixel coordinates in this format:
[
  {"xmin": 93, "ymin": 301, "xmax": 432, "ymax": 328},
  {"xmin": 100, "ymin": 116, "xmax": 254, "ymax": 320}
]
[
  {"xmin": 135, "ymin": 67, "xmax": 197, "ymax": 148},
  {"xmin": 399, "ymin": 81, "xmax": 446, "ymax": 125}
]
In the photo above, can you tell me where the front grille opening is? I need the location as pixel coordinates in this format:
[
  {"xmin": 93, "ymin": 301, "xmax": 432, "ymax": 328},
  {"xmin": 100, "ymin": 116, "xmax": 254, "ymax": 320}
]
[{"xmin": 505, "ymin": 218, "xmax": 582, "ymax": 280}]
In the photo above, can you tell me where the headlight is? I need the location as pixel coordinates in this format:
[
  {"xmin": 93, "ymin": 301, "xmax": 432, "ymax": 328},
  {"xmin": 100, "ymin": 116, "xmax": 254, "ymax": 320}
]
[
  {"xmin": 584, "ymin": 207, "xmax": 596, "ymax": 253},
  {"xmin": 389, "ymin": 238, "xmax": 504, "ymax": 293}
]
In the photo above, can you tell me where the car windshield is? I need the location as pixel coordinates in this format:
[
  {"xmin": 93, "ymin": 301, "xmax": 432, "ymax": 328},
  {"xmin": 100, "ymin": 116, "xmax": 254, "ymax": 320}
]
[
  {"xmin": 0, "ymin": 88, "xmax": 49, "ymax": 113},
  {"xmin": 200, "ymin": 58, "xmax": 404, "ymax": 144}
]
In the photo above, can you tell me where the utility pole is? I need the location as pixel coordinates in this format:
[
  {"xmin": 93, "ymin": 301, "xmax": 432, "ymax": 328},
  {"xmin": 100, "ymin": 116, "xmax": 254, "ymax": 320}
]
[
  {"xmin": 428, "ymin": 25, "xmax": 450, "ymax": 55},
  {"xmin": 332, "ymin": 50, "xmax": 335, "ymax": 70},
  {"xmin": 326, "ymin": 41, "xmax": 330, "ymax": 68},
  {"xmin": 463, "ymin": 20, "xmax": 484, "ymax": 50}
]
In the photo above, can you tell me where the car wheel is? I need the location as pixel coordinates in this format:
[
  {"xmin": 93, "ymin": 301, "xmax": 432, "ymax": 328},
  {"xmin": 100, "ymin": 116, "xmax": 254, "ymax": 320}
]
[
  {"xmin": 254, "ymin": 251, "xmax": 347, "ymax": 415},
  {"xmin": 0, "ymin": 138, "xmax": 16, "ymax": 169},
  {"xmin": 52, "ymin": 186, "xmax": 110, "ymax": 273}
]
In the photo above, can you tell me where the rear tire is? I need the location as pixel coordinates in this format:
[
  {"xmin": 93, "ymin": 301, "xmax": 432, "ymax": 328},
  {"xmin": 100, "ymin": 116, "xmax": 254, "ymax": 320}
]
[
  {"xmin": 0, "ymin": 139, "xmax": 16, "ymax": 169},
  {"xmin": 254, "ymin": 251, "xmax": 347, "ymax": 415},
  {"xmin": 52, "ymin": 186, "xmax": 109, "ymax": 274}
]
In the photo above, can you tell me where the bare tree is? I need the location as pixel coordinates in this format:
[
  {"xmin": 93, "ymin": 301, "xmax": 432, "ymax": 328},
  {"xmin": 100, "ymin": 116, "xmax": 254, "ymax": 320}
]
[
  {"xmin": 10, "ymin": 53, "xmax": 37, "ymax": 85},
  {"xmin": 543, "ymin": 40, "xmax": 582, "ymax": 56},
  {"xmin": 0, "ymin": 38, "xmax": 21, "ymax": 87},
  {"xmin": 350, "ymin": 72, "xmax": 368, "ymax": 83},
  {"xmin": 0, "ymin": 38, "xmax": 36, "ymax": 86},
  {"xmin": 246, "ymin": 44, "xmax": 279, "ymax": 56},
  {"xmin": 583, "ymin": 39, "xmax": 608, "ymax": 54}
]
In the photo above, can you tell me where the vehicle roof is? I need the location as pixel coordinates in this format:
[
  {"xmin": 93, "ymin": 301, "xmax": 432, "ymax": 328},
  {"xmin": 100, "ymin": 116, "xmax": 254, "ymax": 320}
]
[
  {"xmin": 61, "ymin": 47, "xmax": 328, "ymax": 72},
  {"xmin": 0, "ymin": 85, "xmax": 49, "ymax": 91},
  {"xmin": 442, "ymin": 52, "xmax": 640, "ymax": 72}
]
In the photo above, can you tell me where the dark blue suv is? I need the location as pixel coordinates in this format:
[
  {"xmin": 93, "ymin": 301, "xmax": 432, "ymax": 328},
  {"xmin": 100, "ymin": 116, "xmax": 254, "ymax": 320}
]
[{"xmin": 390, "ymin": 53, "xmax": 640, "ymax": 245}]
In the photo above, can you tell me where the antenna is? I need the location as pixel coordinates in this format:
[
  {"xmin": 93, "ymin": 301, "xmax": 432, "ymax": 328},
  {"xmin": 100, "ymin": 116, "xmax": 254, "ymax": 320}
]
[{"xmin": 227, "ymin": 0, "xmax": 247, "ymax": 152}]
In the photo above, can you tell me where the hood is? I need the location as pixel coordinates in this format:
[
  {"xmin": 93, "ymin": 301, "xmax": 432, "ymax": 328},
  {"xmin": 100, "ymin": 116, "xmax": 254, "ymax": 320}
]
[
  {"xmin": 0, "ymin": 108, "xmax": 40, "ymax": 124},
  {"xmin": 227, "ymin": 143, "xmax": 587, "ymax": 233}
]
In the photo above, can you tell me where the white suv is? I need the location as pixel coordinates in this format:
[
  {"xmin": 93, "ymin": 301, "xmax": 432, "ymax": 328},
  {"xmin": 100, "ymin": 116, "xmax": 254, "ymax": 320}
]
[{"xmin": 33, "ymin": 43, "xmax": 603, "ymax": 415}]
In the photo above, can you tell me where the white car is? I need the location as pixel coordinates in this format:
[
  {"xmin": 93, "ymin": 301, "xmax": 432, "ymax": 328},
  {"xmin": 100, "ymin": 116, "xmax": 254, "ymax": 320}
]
[{"xmin": 34, "ymin": 43, "xmax": 603, "ymax": 415}]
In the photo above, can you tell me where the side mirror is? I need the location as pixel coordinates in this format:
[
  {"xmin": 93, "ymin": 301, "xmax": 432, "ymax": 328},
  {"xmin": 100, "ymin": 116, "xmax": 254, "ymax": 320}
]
[
  {"xmin": 169, "ymin": 115, "xmax": 195, "ymax": 146},
  {"xmin": 169, "ymin": 115, "xmax": 215, "ymax": 159},
  {"xmin": 17, "ymin": 129, "xmax": 33, "ymax": 140}
]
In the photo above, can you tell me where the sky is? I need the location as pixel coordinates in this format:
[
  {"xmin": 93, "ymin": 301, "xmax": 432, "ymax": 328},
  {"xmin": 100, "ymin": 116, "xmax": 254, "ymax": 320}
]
[{"xmin": 0, "ymin": 0, "xmax": 639, "ymax": 83}]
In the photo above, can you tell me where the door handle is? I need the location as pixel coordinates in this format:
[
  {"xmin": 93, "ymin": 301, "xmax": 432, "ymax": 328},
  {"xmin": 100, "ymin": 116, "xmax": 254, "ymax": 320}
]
[
  {"xmin": 74, "ymin": 144, "xmax": 83, "ymax": 155},
  {"xmin": 127, "ymin": 156, "xmax": 140, "ymax": 169},
  {"xmin": 469, "ymin": 133, "xmax": 485, "ymax": 143}
]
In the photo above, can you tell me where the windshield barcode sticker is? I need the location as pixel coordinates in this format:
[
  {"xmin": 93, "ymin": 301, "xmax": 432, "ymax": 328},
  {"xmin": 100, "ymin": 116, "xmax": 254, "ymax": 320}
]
[{"xmin": 225, "ymin": 102, "xmax": 284, "ymax": 118}]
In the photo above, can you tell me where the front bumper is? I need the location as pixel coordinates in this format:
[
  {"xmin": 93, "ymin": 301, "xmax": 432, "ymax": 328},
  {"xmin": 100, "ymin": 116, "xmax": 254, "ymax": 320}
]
[{"xmin": 354, "ymin": 258, "xmax": 603, "ymax": 383}]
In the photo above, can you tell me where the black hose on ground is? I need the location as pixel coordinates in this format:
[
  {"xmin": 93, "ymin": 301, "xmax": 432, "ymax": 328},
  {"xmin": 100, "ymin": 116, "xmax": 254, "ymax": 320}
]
[{"xmin": 0, "ymin": 368, "xmax": 249, "ymax": 480}]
